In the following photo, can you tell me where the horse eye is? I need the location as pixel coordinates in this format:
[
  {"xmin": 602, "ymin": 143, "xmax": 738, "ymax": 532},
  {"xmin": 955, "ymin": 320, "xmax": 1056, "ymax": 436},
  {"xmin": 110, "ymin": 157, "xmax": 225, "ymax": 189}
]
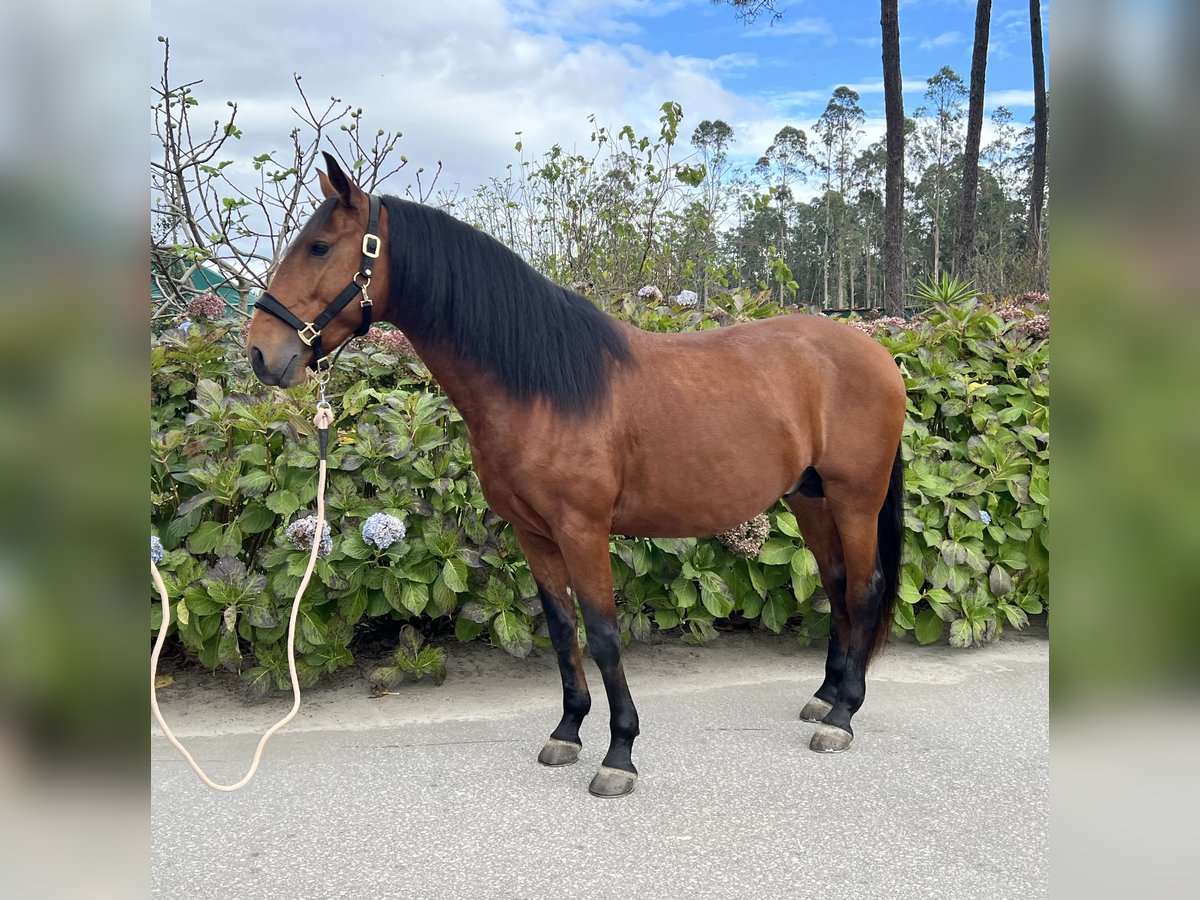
[{"xmin": 310, "ymin": 242, "xmax": 330, "ymax": 257}]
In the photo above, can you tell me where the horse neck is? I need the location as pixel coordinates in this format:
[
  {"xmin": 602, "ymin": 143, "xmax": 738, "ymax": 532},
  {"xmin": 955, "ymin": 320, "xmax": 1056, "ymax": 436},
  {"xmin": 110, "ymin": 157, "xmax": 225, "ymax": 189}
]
[{"xmin": 390, "ymin": 325, "xmax": 496, "ymax": 427}]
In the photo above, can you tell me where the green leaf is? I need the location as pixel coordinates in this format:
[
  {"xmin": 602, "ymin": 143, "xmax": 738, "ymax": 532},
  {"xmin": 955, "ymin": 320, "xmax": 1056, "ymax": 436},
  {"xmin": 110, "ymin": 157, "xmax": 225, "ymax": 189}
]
[
  {"xmin": 758, "ymin": 538, "xmax": 795, "ymax": 566},
  {"xmin": 914, "ymin": 609, "xmax": 944, "ymax": 644},
  {"xmin": 670, "ymin": 578, "xmax": 697, "ymax": 609},
  {"xmin": 442, "ymin": 558, "xmax": 468, "ymax": 593},
  {"xmin": 492, "ymin": 611, "xmax": 532, "ymax": 657},
  {"xmin": 789, "ymin": 548, "xmax": 820, "ymax": 601},
  {"xmin": 338, "ymin": 588, "xmax": 369, "ymax": 624},
  {"xmin": 238, "ymin": 501, "xmax": 275, "ymax": 534},
  {"xmin": 236, "ymin": 469, "xmax": 274, "ymax": 495},
  {"xmin": 988, "ymin": 565, "xmax": 1013, "ymax": 597},
  {"xmin": 458, "ymin": 600, "xmax": 490, "ymax": 624},
  {"xmin": 429, "ymin": 576, "xmax": 457, "ymax": 616},
  {"xmin": 654, "ymin": 607, "xmax": 682, "ymax": 630},
  {"xmin": 700, "ymin": 584, "xmax": 734, "ymax": 619},
  {"xmin": 218, "ymin": 629, "xmax": 242, "ymax": 673},
  {"xmin": 215, "ymin": 522, "xmax": 243, "ymax": 558},
  {"xmin": 775, "ymin": 511, "xmax": 801, "ymax": 538},
  {"xmin": 455, "ymin": 617, "xmax": 486, "ymax": 642},
  {"xmin": 239, "ymin": 444, "xmax": 270, "ymax": 466},
  {"xmin": 266, "ymin": 490, "xmax": 300, "ymax": 516},
  {"xmin": 949, "ymin": 618, "xmax": 974, "ymax": 648},
  {"xmin": 186, "ymin": 521, "xmax": 224, "ymax": 555},
  {"xmin": 401, "ymin": 581, "xmax": 429, "ymax": 616},
  {"xmin": 761, "ymin": 593, "xmax": 792, "ymax": 633},
  {"xmin": 483, "ymin": 577, "xmax": 514, "ymax": 610},
  {"xmin": 739, "ymin": 589, "xmax": 765, "ymax": 619},
  {"xmin": 382, "ymin": 571, "xmax": 405, "ymax": 613},
  {"xmin": 195, "ymin": 378, "xmax": 223, "ymax": 409}
]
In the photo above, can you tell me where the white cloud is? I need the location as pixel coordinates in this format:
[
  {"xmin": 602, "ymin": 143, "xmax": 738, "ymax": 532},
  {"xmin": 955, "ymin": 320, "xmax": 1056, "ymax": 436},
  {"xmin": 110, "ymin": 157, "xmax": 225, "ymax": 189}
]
[
  {"xmin": 918, "ymin": 31, "xmax": 965, "ymax": 52},
  {"xmin": 985, "ymin": 89, "xmax": 1036, "ymax": 109},
  {"xmin": 839, "ymin": 78, "xmax": 935, "ymax": 96},
  {"xmin": 507, "ymin": 0, "xmax": 688, "ymax": 36},
  {"xmin": 150, "ymin": 0, "xmax": 753, "ymax": 199},
  {"xmin": 742, "ymin": 17, "xmax": 833, "ymax": 40}
]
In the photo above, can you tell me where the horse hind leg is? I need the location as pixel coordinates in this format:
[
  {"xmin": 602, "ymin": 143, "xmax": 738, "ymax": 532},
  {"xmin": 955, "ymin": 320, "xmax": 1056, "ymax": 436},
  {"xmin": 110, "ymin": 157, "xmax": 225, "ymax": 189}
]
[
  {"xmin": 807, "ymin": 499, "xmax": 891, "ymax": 754},
  {"xmin": 784, "ymin": 493, "xmax": 849, "ymax": 725},
  {"xmin": 515, "ymin": 531, "xmax": 590, "ymax": 768}
]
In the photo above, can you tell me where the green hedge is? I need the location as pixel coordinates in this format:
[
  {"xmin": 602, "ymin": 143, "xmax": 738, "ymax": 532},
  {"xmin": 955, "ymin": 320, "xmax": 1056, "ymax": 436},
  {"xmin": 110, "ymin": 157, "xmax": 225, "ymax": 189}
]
[{"xmin": 150, "ymin": 293, "xmax": 1048, "ymax": 689}]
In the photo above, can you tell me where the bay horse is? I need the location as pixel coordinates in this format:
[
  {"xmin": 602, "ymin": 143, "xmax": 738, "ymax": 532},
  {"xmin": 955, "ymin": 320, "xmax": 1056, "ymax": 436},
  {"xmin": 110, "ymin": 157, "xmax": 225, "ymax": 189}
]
[{"xmin": 247, "ymin": 153, "xmax": 906, "ymax": 797}]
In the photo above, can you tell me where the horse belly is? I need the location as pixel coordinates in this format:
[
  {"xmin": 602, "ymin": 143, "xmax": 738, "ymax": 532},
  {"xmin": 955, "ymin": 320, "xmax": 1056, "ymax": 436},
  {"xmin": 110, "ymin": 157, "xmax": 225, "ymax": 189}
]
[{"xmin": 611, "ymin": 418, "xmax": 804, "ymax": 538}]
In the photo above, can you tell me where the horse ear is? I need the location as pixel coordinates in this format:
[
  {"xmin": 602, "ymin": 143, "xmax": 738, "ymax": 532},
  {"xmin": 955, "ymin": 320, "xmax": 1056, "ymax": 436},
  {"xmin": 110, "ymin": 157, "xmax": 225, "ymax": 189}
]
[{"xmin": 320, "ymin": 150, "xmax": 363, "ymax": 209}]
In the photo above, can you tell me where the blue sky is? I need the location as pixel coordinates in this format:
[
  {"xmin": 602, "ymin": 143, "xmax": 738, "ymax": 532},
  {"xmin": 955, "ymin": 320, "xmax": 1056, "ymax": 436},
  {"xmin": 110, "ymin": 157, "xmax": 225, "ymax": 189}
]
[{"xmin": 151, "ymin": 0, "xmax": 1046, "ymax": 200}]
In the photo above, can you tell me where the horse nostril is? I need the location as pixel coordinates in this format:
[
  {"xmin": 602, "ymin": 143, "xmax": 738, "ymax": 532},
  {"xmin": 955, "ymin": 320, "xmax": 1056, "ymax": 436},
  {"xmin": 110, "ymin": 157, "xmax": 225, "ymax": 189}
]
[{"xmin": 250, "ymin": 345, "xmax": 265, "ymax": 373}]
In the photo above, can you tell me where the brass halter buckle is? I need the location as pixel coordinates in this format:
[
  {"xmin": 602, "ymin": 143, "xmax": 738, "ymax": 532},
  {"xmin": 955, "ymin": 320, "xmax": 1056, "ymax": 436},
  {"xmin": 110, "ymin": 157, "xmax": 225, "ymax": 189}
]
[
  {"xmin": 354, "ymin": 269, "xmax": 373, "ymax": 309},
  {"xmin": 297, "ymin": 323, "xmax": 322, "ymax": 346}
]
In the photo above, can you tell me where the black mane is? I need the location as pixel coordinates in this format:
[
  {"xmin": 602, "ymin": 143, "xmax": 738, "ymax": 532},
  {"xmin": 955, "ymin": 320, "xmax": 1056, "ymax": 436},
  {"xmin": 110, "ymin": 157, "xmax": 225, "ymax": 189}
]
[{"xmin": 379, "ymin": 196, "xmax": 630, "ymax": 414}]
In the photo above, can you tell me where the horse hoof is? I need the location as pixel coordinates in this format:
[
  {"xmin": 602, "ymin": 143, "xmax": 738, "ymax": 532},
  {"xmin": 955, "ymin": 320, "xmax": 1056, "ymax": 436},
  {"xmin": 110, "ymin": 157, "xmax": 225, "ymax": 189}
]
[
  {"xmin": 588, "ymin": 765, "xmax": 637, "ymax": 797},
  {"xmin": 799, "ymin": 697, "xmax": 833, "ymax": 723},
  {"xmin": 809, "ymin": 724, "xmax": 853, "ymax": 753},
  {"xmin": 538, "ymin": 739, "xmax": 582, "ymax": 767}
]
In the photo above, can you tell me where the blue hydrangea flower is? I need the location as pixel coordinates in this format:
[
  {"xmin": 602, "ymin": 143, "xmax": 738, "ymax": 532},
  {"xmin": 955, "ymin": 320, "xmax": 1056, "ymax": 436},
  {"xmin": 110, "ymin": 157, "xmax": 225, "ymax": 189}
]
[
  {"xmin": 285, "ymin": 515, "xmax": 332, "ymax": 557},
  {"xmin": 980, "ymin": 510, "xmax": 992, "ymax": 525},
  {"xmin": 675, "ymin": 289, "xmax": 699, "ymax": 307},
  {"xmin": 362, "ymin": 512, "xmax": 407, "ymax": 550},
  {"xmin": 151, "ymin": 535, "xmax": 165, "ymax": 565}
]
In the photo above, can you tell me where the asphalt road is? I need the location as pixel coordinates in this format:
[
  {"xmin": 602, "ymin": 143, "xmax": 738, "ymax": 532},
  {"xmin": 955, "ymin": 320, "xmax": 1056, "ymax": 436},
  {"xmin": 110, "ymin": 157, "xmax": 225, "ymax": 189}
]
[{"xmin": 151, "ymin": 630, "xmax": 1048, "ymax": 899}]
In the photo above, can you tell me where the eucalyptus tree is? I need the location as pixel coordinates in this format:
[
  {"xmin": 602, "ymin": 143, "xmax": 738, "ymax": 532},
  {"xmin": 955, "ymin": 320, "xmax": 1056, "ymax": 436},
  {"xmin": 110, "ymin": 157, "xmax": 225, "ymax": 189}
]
[
  {"xmin": 954, "ymin": 0, "xmax": 993, "ymax": 279},
  {"xmin": 754, "ymin": 125, "xmax": 810, "ymax": 303},
  {"xmin": 691, "ymin": 119, "xmax": 736, "ymax": 305},
  {"xmin": 1027, "ymin": 0, "xmax": 1048, "ymax": 265},
  {"xmin": 912, "ymin": 66, "xmax": 968, "ymax": 280},
  {"xmin": 814, "ymin": 87, "xmax": 866, "ymax": 308},
  {"xmin": 880, "ymin": 0, "xmax": 906, "ymax": 316}
]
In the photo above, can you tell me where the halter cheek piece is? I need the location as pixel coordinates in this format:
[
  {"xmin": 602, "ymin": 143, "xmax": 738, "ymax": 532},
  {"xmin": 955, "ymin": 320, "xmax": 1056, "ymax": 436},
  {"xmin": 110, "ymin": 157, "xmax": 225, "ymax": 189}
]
[{"xmin": 255, "ymin": 194, "xmax": 382, "ymax": 372}]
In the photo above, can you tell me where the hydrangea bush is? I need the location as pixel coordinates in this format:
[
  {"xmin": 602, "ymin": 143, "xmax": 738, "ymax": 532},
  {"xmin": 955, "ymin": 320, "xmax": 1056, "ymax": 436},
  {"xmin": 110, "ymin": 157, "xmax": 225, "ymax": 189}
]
[{"xmin": 150, "ymin": 290, "xmax": 1048, "ymax": 687}]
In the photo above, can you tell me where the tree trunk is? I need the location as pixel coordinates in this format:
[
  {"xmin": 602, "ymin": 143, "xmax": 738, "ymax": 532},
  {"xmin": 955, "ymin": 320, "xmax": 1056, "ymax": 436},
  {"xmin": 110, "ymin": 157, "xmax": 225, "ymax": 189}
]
[
  {"xmin": 864, "ymin": 227, "xmax": 874, "ymax": 305},
  {"xmin": 881, "ymin": 0, "xmax": 905, "ymax": 316},
  {"xmin": 822, "ymin": 189, "xmax": 831, "ymax": 309},
  {"xmin": 954, "ymin": 0, "xmax": 992, "ymax": 278},
  {"xmin": 1028, "ymin": 0, "xmax": 1048, "ymax": 260}
]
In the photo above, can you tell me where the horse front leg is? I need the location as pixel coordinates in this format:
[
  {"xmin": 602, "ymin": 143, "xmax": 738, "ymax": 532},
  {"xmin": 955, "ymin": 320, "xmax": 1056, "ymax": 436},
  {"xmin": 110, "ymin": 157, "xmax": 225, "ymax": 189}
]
[
  {"xmin": 515, "ymin": 530, "xmax": 590, "ymax": 767},
  {"xmin": 558, "ymin": 523, "xmax": 640, "ymax": 797}
]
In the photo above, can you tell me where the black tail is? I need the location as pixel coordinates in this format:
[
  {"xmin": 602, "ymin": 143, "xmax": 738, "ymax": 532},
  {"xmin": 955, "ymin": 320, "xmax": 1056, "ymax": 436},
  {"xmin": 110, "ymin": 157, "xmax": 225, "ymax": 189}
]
[{"xmin": 869, "ymin": 446, "xmax": 905, "ymax": 664}]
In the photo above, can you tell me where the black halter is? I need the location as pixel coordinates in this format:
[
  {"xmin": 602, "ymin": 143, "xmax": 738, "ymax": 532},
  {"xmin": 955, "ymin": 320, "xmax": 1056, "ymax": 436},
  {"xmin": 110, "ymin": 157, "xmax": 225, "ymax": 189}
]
[{"xmin": 255, "ymin": 194, "xmax": 382, "ymax": 371}]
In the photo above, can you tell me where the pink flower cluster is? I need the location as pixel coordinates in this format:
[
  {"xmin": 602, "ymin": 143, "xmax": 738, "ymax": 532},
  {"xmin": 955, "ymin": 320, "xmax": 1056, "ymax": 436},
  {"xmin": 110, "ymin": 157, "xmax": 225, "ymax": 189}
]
[
  {"xmin": 186, "ymin": 292, "xmax": 226, "ymax": 319},
  {"xmin": 997, "ymin": 293, "xmax": 1050, "ymax": 341},
  {"xmin": 364, "ymin": 326, "xmax": 416, "ymax": 358},
  {"xmin": 849, "ymin": 316, "xmax": 913, "ymax": 336},
  {"xmin": 716, "ymin": 514, "xmax": 772, "ymax": 559},
  {"xmin": 1024, "ymin": 314, "xmax": 1049, "ymax": 339}
]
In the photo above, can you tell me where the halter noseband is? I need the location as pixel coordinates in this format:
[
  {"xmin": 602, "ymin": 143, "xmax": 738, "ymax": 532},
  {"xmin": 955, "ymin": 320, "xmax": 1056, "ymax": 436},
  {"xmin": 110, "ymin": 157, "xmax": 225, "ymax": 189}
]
[{"xmin": 255, "ymin": 193, "xmax": 382, "ymax": 372}]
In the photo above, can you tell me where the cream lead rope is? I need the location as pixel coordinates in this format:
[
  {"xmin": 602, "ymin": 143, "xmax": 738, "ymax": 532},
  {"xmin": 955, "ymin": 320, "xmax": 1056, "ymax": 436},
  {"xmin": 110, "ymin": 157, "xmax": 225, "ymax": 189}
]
[{"xmin": 150, "ymin": 402, "xmax": 335, "ymax": 792}]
